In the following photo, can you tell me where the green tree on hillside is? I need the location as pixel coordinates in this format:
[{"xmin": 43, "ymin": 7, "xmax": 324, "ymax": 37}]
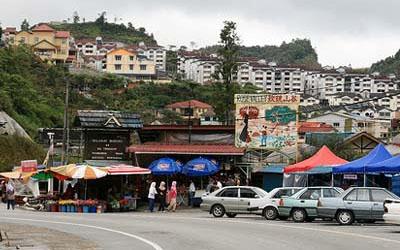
[
  {"xmin": 213, "ymin": 21, "xmax": 240, "ymax": 125},
  {"xmin": 21, "ymin": 19, "xmax": 30, "ymax": 31}
]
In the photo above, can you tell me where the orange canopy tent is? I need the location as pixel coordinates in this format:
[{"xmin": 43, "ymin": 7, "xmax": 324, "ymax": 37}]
[{"xmin": 284, "ymin": 145, "xmax": 348, "ymax": 173}]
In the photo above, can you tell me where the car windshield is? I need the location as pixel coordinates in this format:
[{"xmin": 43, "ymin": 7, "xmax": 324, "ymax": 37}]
[{"xmin": 253, "ymin": 187, "xmax": 268, "ymax": 198}]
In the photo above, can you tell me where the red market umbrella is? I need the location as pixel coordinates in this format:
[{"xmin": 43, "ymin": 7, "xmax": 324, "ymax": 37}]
[
  {"xmin": 107, "ymin": 164, "xmax": 151, "ymax": 175},
  {"xmin": 284, "ymin": 145, "xmax": 348, "ymax": 173}
]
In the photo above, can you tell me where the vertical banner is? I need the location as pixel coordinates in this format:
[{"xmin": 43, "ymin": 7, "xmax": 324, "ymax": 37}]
[{"xmin": 234, "ymin": 94, "xmax": 300, "ymax": 150}]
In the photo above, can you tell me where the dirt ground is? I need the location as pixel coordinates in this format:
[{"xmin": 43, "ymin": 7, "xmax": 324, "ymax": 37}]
[{"xmin": 0, "ymin": 223, "xmax": 99, "ymax": 250}]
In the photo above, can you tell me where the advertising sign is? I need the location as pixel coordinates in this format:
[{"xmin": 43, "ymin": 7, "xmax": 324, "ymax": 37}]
[
  {"xmin": 343, "ymin": 174, "xmax": 358, "ymax": 180},
  {"xmin": 84, "ymin": 132, "xmax": 130, "ymax": 161},
  {"xmin": 234, "ymin": 94, "xmax": 300, "ymax": 150},
  {"xmin": 21, "ymin": 160, "xmax": 38, "ymax": 172}
]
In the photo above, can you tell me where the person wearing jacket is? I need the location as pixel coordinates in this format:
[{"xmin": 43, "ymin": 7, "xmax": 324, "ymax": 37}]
[
  {"xmin": 148, "ymin": 182, "xmax": 157, "ymax": 212},
  {"xmin": 158, "ymin": 181, "xmax": 167, "ymax": 212}
]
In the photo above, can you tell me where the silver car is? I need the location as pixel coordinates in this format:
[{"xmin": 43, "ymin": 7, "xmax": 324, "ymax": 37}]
[
  {"xmin": 318, "ymin": 187, "xmax": 400, "ymax": 225},
  {"xmin": 201, "ymin": 186, "xmax": 268, "ymax": 218}
]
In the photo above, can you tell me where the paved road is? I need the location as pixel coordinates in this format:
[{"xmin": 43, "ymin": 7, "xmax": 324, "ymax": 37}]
[{"xmin": 1, "ymin": 206, "xmax": 400, "ymax": 250}]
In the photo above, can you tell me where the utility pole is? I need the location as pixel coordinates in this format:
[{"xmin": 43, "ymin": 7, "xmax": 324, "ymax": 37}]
[
  {"xmin": 188, "ymin": 100, "xmax": 192, "ymax": 144},
  {"xmin": 61, "ymin": 79, "xmax": 70, "ymax": 165}
]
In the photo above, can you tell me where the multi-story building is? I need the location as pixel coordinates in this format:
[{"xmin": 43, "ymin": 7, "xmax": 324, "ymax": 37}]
[
  {"xmin": 12, "ymin": 23, "xmax": 71, "ymax": 63},
  {"xmin": 135, "ymin": 44, "xmax": 167, "ymax": 71},
  {"xmin": 1, "ymin": 27, "xmax": 17, "ymax": 44},
  {"xmin": 105, "ymin": 48, "xmax": 156, "ymax": 80}
]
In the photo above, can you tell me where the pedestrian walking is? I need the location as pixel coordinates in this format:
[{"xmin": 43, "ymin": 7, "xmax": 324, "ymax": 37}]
[
  {"xmin": 148, "ymin": 182, "xmax": 157, "ymax": 212},
  {"xmin": 158, "ymin": 181, "xmax": 167, "ymax": 212},
  {"xmin": 6, "ymin": 181, "xmax": 15, "ymax": 210},
  {"xmin": 167, "ymin": 181, "xmax": 177, "ymax": 212},
  {"xmin": 1, "ymin": 180, "xmax": 6, "ymax": 203},
  {"xmin": 189, "ymin": 180, "xmax": 196, "ymax": 207},
  {"xmin": 216, "ymin": 180, "xmax": 223, "ymax": 190}
]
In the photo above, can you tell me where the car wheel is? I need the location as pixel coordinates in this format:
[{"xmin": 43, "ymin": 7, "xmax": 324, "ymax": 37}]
[
  {"xmin": 336, "ymin": 210, "xmax": 354, "ymax": 225},
  {"xmin": 292, "ymin": 208, "xmax": 307, "ymax": 223},
  {"xmin": 226, "ymin": 213, "xmax": 237, "ymax": 218},
  {"xmin": 263, "ymin": 207, "xmax": 278, "ymax": 220},
  {"xmin": 211, "ymin": 204, "xmax": 225, "ymax": 218}
]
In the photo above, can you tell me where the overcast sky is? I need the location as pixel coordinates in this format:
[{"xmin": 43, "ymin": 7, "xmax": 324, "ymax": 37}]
[{"xmin": 1, "ymin": 0, "xmax": 399, "ymax": 67}]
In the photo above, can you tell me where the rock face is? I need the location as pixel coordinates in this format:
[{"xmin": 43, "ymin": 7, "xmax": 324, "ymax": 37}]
[{"xmin": 0, "ymin": 111, "xmax": 30, "ymax": 139}]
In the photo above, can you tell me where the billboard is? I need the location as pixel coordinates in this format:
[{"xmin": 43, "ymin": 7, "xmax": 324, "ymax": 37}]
[
  {"xmin": 234, "ymin": 94, "xmax": 300, "ymax": 150},
  {"xmin": 21, "ymin": 160, "xmax": 38, "ymax": 172}
]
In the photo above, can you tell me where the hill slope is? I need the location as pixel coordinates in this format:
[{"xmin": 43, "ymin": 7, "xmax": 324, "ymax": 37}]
[
  {"xmin": 51, "ymin": 21, "xmax": 157, "ymax": 45},
  {"xmin": 370, "ymin": 49, "xmax": 400, "ymax": 75},
  {"xmin": 199, "ymin": 39, "xmax": 320, "ymax": 68}
]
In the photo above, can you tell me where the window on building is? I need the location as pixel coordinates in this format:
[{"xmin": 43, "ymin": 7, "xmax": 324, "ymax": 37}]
[
  {"xmin": 129, "ymin": 64, "xmax": 134, "ymax": 70},
  {"xmin": 130, "ymin": 56, "xmax": 134, "ymax": 61},
  {"xmin": 115, "ymin": 55, "xmax": 122, "ymax": 61},
  {"xmin": 140, "ymin": 65, "xmax": 147, "ymax": 70},
  {"xmin": 333, "ymin": 122, "xmax": 340, "ymax": 127},
  {"xmin": 114, "ymin": 64, "xmax": 122, "ymax": 70}
]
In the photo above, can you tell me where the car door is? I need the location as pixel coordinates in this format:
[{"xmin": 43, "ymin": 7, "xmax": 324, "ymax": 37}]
[
  {"xmin": 343, "ymin": 188, "xmax": 372, "ymax": 219},
  {"xmin": 217, "ymin": 188, "xmax": 239, "ymax": 213},
  {"xmin": 298, "ymin": 188, "xmax": 321, "ymax": 216},
  {"xmin": 370, "ymin": 189, "xmax": 396, "ymax": 219},
  {"xmin": 238, "ymin": 188, "xmax": 259, "ymax": 212}
]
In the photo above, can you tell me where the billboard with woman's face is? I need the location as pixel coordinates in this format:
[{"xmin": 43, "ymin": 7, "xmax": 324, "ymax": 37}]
[{"xmin": 234, "ymin": 94, "xmax": 300, "ymax": 150}]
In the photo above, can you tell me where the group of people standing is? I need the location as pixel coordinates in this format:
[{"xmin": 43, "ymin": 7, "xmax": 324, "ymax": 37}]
[
  {"xmin": 148, "ymin": 181, "xmax": 178, "ymax": 213},
  {"xmin": 1, "ymin": 179, "xmax": 16, "ymax": 210}
]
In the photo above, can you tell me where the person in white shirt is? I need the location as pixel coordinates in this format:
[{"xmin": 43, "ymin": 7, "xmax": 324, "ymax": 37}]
[
  {"xmin": 148, "ymin": 182, "xmax": 157, "ymax": 212},
  {"xmin": 188, "ymin": 180, "xmax": 196, "ymax": 207}
]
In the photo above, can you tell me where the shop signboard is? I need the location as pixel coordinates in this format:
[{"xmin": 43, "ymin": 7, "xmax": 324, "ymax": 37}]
[
  {"xmin": 234, "ymin": 94, "xmax": 300, "ymax": 150},
  {"xmin": 84, "ymin": 132, "xmax": 130, "ymax": 161},
  {"xmin": 21, "ymin": 160, "xmax": 38, "ymax": 172},
  {"xmin": 343, "ymin": 174, "xmax": 358, "ymax": 180}
]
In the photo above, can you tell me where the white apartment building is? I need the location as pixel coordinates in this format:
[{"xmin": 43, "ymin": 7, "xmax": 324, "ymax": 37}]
[{"xmin": 136, "ymin": 44, "xmax": 167, "ymax": 71}]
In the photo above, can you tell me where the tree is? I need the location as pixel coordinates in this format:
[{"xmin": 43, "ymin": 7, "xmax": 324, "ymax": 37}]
[
  {"xmin": 95, "ymin": 11, "xmax": 107, "ymax": 26},
  {"xmin": 160, "ymin": 109, "xmax": 184, "ymax": 124},
  {"xmin": 214, "ymin": 21, "xmax": 240, "ymax": 125},
  {"xmin": 20, "ymin": 19, "xmax": 30, "ymax": 31},
  {"xmin": 73, "ymin": 11, "xmax": 80, "ymax": 24},
  {"xmin": 127, "ymin": 22, "xmax": 134, "ymax": 31},
  {"xmin": 138, "ymin": 27, "xmax": 146, "ymax": 34}
]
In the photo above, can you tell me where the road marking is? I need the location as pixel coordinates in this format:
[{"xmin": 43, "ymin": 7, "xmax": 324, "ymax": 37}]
[
  {"xmin": 0, "ymin": 217, "xmax": 163, "ymax": 250},
  {"xmin": 105, "ymin": 213, "xmax": 400, "ymax": 245}
]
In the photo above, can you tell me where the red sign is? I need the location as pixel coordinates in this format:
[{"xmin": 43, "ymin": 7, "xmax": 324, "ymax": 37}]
[{"xmin": 21, "ymin": 160, "xmax": 38, "ymax": 172}]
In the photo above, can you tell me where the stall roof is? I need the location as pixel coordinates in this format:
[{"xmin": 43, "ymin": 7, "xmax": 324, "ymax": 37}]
[
  {"xmin": 284, "ymin": 145, "xmax": 348, "ymax": 173},
  {"xmin": 128, "ymin": 144, "xmax": 245, "ymax": 155},
  {"xmin": 75, "ymin": 110, "xmax": 142, "ymax": 129},
  {"xmin": 333, "ymin": 144, "xmax": 392, "ymax": 174}
]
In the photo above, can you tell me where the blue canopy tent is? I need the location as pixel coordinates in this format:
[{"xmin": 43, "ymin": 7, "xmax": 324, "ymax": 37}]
[
  {"xmin": 333, "ymin": 144, "xmax": 392, "ymax": 186},
  {"xmin": 148, "ymin": 157, "xmax": 183, "ymax": 176},
  {"xmin": 182, "ymin": 157, "xmax": 220, "ymax": 177},
  {"xmin": 366, "ymin": 154, "xmax": 400, "ymax": 174}
]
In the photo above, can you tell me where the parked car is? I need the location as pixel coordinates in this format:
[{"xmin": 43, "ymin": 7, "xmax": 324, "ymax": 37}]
[
  {"xmin": 317, "ymin": 187, "xmax": 400, "ymax": 225},
  {"xmin": 201, "ymin": 186, "xmax": 268, "ymax": 218},
  {"xmin": 248, "ymin": 187, "xmax": 303, "ymax": 220},
  {"xmin": 383, "ymin": 198, "xmax": 400, "ymax": 224},
  {"xmin": 278, "ymin": 186, "xmax": 344, "ymax": 222}
]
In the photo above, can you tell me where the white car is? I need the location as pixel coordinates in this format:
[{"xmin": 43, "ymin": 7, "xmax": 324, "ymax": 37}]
[
  {"xmin": 201, "ymin": 186, "xmax": 269, "ymax": 218},
  {"xmin": 384, "ymin": 199, "xmax": 400, "ymax": 224},
  {"xmin": 248, "ymin": 187, "xmax": 302, "ymax": 220}
]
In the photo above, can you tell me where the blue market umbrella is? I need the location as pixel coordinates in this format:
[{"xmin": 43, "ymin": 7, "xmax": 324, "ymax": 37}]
[
  {"xmin": 182, "ymin": 157, "xmax": 220, "ymax": 177},
  {"xmin": 149, "ymin": 157, "xmax": 183, "ymax": 175}
]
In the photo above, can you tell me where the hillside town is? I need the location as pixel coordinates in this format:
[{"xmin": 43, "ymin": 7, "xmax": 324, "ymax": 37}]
[{"xmin": 1, "ymin": 4, "xmax": 400, "ymax": 250}]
